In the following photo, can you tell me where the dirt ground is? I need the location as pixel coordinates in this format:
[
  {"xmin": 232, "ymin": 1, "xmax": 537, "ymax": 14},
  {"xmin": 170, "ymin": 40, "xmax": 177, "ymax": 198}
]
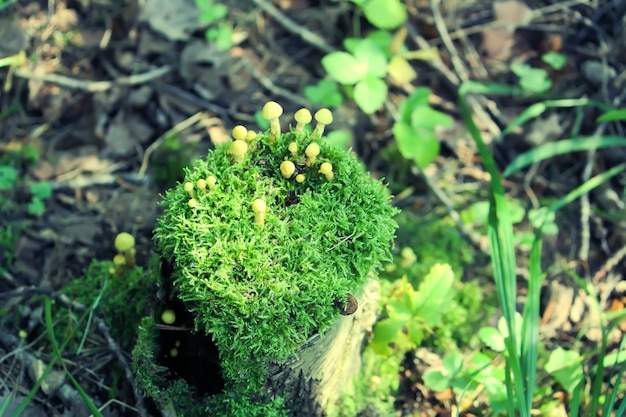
[{"xmin": 2, "ymin": 0, "xmax": 626, "ymax": 416}]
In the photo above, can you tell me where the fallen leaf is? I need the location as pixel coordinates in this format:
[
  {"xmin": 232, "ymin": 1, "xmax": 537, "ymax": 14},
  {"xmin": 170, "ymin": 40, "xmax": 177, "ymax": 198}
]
[
  {"xmin": 482, "ymin": 1, "xmax": 534, "ymax": 60},
  {"xmin": 139, "ymin": 0, "xmax": 205, "ymax": 41}
]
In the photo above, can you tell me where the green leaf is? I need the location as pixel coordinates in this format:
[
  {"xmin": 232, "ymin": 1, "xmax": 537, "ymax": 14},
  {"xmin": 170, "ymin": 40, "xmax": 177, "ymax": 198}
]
[
  {"xmin": 410, "ymin": 105, "xmax": 453, "ymax": 131},
  {"xmin": 407, "ymin": 319, "xmax": 423, "ymax": 347},
  {"xmin": 597, "ymin": 108, "xmax": 626, "ymax": 122},
  {"xmin": 411, "ymin": 264, "xmax": 454, "ymax": 323},
  {"xmin": 325, "ymin": 130, "xmax": 352, "ymax": 149},
  {"xmin": 30, "ymin": 181, "xmax": 52, "ymax": 199},
  {"xmin": 353, "ymin": 39, "xmax": 388, "ymax": 78},
  {"xmin": 478, "ymin": 326, "xmax": 505, "ymax": 352},
  {"xmin": 443, "ymin": 351, "xmax": 463, "ymax": 377},
  {"xmin": 0, "ymin": 165, "xmax": 18, "ymax": 190},
  {"xmin": 386, "ymin": 299, "xmax": 412, "ymax": 319},
  {"xmin": 371, "ymin": 317, "xmax": 405, "ymax": 345},
  {"xmin": 423, "ymin": 369, "xmax": 450, "ymax": 392},
  {"xmin": 304, "ymin": 79, "xmax": 343, "ymax": 108},
  {"xmin": 542, "ymin": 52, "xmax": 566, "ymax": 70},
  {"xmin": 545, "ymin": 347, "xmax": 583, "ymax": 394},
  {"xmin": 511, "ymin": 63, "xmax": 552, "ymax": 93},
  {"xmin": 354, "ymin": 76, "xmax": 387, "ymax": 114},
  {"xmin": 362, "ymin": 0, "xmax": 407, "ymax": 29},
  {"xmin": 392, "ymin": 122, "xmax": 440, "ymax": 168},
  {"xmin": 504, "ymin": 136, "xmax": 626, "ymax": 177},
  {"xmin": 27, "ymin": 197, "xmax": 46, "ymax": 216},
  {"xmin": 322, "ymin": 52, "xmax": 366, "ymax": 85}
]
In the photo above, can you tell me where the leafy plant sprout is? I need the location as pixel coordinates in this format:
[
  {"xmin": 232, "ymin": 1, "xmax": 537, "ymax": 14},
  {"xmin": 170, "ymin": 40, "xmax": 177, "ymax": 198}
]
[{"xmin": 147, "ymin": 101, "xmax": 399, "ymax": 412}]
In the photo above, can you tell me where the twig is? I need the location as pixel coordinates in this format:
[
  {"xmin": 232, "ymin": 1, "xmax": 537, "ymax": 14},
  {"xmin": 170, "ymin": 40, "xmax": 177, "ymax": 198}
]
[
  {"xmin": 0, "ymin": 285, "xmax": 148, "ymax": 417},
  {"xmin": 241, "ymin": 58, "xmax": 312, "ymax": 107},
  {"xmin": 138, "ymin": 111, "xmax": 207, "ymax": 178},
  {"xmin": 14, "ymin": 66, "xmax": 172, "ymax": 92},
  {"xmin": 250, "ymin": 0, "xmax": 336, "ymax": 54}
]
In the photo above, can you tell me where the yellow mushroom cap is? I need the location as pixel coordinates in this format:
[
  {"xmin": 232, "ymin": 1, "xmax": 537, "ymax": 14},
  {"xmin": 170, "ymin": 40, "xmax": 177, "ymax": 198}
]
[
  {"xmin": 196, "ymin": 178, "xmax": 207, "ymax": 190},
  {"xmin": 294, "ymin": 108, "xmax": 312, "ymax": 124},
  {"xmin": 315, "ymin": 108, "xmax": 333, "ymax": 125},
  {"xmin": 280, "ymin": 161, "xmax": 296, "ymax": 179},
  {"xmin": 305, "ymin": 143, "xmax": 320, "ymax": 158},
  {"xmin": 288, "ymin": 142, "xmax": 298, "ymax": 155},
  {"xmin": 246, "ymin": 131, "xmax": 257, "ymax": 141},
  {"xmin": 295, "ymin": 174, "xmax": 305, "ymax": 183},
  {"xmin": 161, "ymin": 309, "xmax": 176, "ymax": 325},
  {"xmin": 262, "ymin": 101, "xmax": 284, "ymax": 120},
  {"xmin": 113, "ymin": 253, "xmax": 126, "ymax": 265},
  {"xmin": 229, "ymin": 140, "xmax": 248, "ymax": 157},
  {"xmin": 183, "ymin": 182, "xmax": 194, "ymax": 194},
  {"xmin": 252, "ymin": 199, "xmax": 267, "ymax": 213},
  {"xmin": 232, "ymin": 125, "xmax": 248, "ymax": 141},
  {"xmin": 319, "ymin": 162, "xmax": 333, "ymax": 175},
  {"xmin": 188, "ymin": 199, "xmax": 198, "ymax": 208},
  {"xmin": 114, "ymin": 232, "xmax": 135, "ymax": 252}
]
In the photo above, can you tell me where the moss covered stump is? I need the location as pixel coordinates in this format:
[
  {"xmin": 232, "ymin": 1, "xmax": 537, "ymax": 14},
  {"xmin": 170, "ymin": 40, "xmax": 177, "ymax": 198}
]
[{"xmin": 133, "ymin": 103, "xmax": 397, "ymax": 416}]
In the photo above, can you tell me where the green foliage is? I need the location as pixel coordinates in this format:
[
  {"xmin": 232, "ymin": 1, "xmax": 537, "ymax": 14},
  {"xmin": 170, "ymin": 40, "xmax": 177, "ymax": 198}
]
[
  {"xmin": 195, "ymin": 0, "xmax": 233, "ymax": 51},
  {"xmin": 154, "ymin": 107, "xmax": 398, "ymax": 394},
  {"xmin": 0, "ymin": 165, "xmax": 18, "ymax": 190},
  {"xmin": 393, "ymin": 87, "xmax": 453, "ymax": 168},
  {"xmin": 322, "ymin": 38, "xmax": 388, "ymax": 114},
  {"xmin": 304, "ymin": 79, "xmax": 344, "ymax": 108},
  {"xmin": 542, "ymin": 52, "xmax": 566, "ymax": 70},
  {"xmin": 331, "ymin": 0, "xmax": 407, "ymax": 29},
  {"xmin": 62, "ymin": 259, "xmax": 153, "ymax": 348},
  {"xmin": 371, "ymin": 264, "xmax": 485, "ymax": 356},
  {"xmin": 511, "ymin": 63, "xmax": 552, "ymax": 94},
  {"xmin": 544, "ymin": 347, "xmax": 584, "ymax": 394}
]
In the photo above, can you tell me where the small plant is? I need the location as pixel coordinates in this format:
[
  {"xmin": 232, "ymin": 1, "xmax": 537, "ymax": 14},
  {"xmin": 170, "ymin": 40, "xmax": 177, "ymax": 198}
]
[
  {"xmin": 195, "ymin": 0, "xmax": 233, "ymax": 51},
  {"xmin": 322, "ymin": 38, "xmax": 389, "ymax": 114},
  {"xmin": 304, "ymin": 79, "xmax": 344, "ymax": 109},
  {"xmin": 330, "ymin": 0, "xmax": 407, "ymax": 30},
  {"xmin": 393, "ymin": 87, "xmax": 453, "ymax": 168}
]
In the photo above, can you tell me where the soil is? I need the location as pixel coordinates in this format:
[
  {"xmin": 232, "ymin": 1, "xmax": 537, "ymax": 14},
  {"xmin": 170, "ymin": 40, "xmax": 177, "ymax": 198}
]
[{"xmin": 2, "ymin": 0, "xmax": 626, "ymax": 416}]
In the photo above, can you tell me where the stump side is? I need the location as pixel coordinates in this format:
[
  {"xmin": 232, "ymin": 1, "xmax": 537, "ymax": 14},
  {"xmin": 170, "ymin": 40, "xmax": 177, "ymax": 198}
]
[{"xmin": 268, "ymin": 278, "xmax": 380, "ymax": 416}]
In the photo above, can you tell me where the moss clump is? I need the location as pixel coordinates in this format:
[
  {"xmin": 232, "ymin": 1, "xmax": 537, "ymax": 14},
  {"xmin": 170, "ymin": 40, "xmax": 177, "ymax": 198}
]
[{"xmin": 154, "ymin": 103, "xmax": 398, "ymax": 396}]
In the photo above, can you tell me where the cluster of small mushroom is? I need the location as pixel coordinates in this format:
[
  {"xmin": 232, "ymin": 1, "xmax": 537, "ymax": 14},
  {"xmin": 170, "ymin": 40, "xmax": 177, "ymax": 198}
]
[
  {"xmin": 112, "ymin": 232, "xmax": 136, "ymax": 274},
  {"xmin": 184, "ymin": 175, "xmax": 217, "ymax": 208}
]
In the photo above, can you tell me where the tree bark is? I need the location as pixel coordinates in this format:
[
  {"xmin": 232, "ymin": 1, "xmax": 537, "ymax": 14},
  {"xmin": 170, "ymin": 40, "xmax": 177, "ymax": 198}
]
[{"xmin": 267, "ymin": 278, "xmax": 380, "ymax": 416}]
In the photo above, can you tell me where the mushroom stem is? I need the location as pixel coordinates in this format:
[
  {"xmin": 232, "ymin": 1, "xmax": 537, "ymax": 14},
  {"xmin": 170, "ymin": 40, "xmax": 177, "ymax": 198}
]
[
  {"xmin": 262, "ymin": 101, "xmax": 284, "ymax": 142},
  {"xmin": 252, "ymin": 199, "xmax": 267, "ymax": 228},
  {"xmin": 305, "ymin": 143, "xmax": 320, "ymax": 167},
  {"xmin": 312, "ymin": 108, "xmax": 333, "ymax": 138}
]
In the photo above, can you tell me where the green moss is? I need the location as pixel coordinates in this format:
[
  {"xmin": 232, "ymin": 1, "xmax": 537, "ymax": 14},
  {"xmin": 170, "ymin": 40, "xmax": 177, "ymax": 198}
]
[
  {"xmin": 154, "ymin": 108, "xmax": 398, "ymax": 394},
  {"xmin": 62, "ymin": 258, "xmax": 154, "ymax": 348}
]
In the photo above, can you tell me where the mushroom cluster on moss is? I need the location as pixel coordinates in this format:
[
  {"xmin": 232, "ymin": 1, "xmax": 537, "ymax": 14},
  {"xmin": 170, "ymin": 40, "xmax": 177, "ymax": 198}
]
[{"xmin": 152, "ymin": 101, "xmax": 398, "ymax": 403}]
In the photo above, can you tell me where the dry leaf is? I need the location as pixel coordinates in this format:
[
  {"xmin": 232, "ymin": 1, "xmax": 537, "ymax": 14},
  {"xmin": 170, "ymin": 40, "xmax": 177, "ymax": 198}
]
[
  {"xmin": 139, "ymin": 0, "xmax": 205, "ymax": 41},
  {"xmin": 493, "ymin": 0, "xmax": 534, "ymax": 31},
  {"xmin": 482, "ymin": 0, "xmax": 534, "ymax": 60}
]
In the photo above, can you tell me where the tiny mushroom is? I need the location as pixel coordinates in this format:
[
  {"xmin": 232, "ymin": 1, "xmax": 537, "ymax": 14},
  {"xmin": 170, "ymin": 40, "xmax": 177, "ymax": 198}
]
[
  {"xmin": 288, "ymin": 141, "xmax": 298, "ymax": 157},
  {"xmin": 114, "ymin": 232, "xmax": 136, "ymax": 268},
  {"xmin": 161, "ymin": 309, "xmax": 177, "ymax": 325},
  {"xmin": 295, "ymin": 174, "xmax": 305, "ymax": 183},
  {"xmin": 251, "ymin": 199, "xmax": 267, "ymax": 228},
  {"xmin": 232, "ymin": 125, "xmax": 248, "ymax": 141},
  {"xmin": 229, "ymin": 139, "xmax": 248, "ymax": 163},
  {"xmin": 318, "ymin": 162, "xmax": 334, "ymax": 180},
  {"xmin": 294, "ymin": 108, "xmax": 312, "ymax": 133},
  {"xmin": 207, "ymin": 176, "xmax": 217, "ymax": 189},
  {"xmin": 305, "ymin": 143, "xmax": 320, "ymax": 167},
  {"xmin": 262, "ymin": 101, "xmax": 283, "ymax": 141},
  {"xmin": 246, "ymin": 130, "xmax": 257, "ymax": 141},
  {"xmin": 113, "ymin": 253, "xmax": 126, "ymax": 275},
  {"xmin": 196, "ymin": 178, "xmax": 207, "ymax": 192},
  {"xmin": 188, "ymin": 198, "xmax": 198, "ymax": 208},
  {"xmin": 183, "ymin": 181, "xmax": 195, "ymax": 197},
  {"xmin": 312, "ymin": 108, "xmax": 333, "ymax": 138},
  {"xmin": 280, "ymin": 160, "xmax": 296, "ymax": 179}
]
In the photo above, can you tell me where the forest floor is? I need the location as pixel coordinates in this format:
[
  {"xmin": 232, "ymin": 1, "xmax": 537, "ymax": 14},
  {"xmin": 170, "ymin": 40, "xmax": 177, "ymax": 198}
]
[{"xmin": 1, "ymin": 0, "xmax": 626, "ymax": 416}]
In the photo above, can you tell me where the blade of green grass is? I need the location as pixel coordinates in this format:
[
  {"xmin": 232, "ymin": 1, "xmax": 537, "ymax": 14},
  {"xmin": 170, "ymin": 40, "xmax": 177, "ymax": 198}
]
[
  {"xmin": 500, "ymin": 99, "xmax": 612, "ymax": 138},
  {"xmin": 504, "ymin": 136, "xmax": 626, "ymax": 177},
  {"xmin": 459, "ymin": 80, "xmax": 522, "ymax": 96},
  {"xmin": 44, "ymin": 298, "xmax": 104, "ymax": 417},
  {"xmin": 459, "ymin": 95, "xmax": 529, "ymax": 416}
]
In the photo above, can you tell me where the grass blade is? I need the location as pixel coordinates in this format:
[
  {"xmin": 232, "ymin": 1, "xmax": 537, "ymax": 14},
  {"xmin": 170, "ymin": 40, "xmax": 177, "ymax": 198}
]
[{"xmin": 504, "ymin": 136, "xmax": 626, "ymax": 177}]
